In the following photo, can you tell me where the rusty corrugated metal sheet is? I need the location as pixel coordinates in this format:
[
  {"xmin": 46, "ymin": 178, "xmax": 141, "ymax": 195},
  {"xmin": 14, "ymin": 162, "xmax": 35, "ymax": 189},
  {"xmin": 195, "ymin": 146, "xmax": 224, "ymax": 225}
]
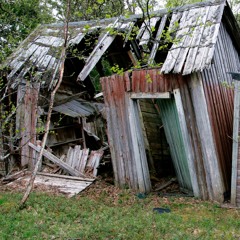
[
  {"xmin": 131, "ymin": 69, "xmax": 179, "ymax": 93},
  {"xmin": 101, "ymin": 73, "xmax": 139, "ymax": 189},
  {"xmin": 201, "ymin": 22, "xmax": 238, "ymax": 192},
  {"xmin": 102, "ymin": 69, "xmax": 227, "ymax": 201},
  {"xmin": 53, "ymin": 99, "xmax": 97, "ymax": 118},
  {"xmin": 101, "ymin": 72, "xmax": 152, "ymax": 192}
]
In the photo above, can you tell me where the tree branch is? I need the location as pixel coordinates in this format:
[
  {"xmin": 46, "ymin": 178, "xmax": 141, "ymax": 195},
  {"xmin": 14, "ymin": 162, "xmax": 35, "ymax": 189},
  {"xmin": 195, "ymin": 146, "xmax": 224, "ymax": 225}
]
[{"xmin": 19, "ymin": 0, "xmax": 71, "ymax": 209}]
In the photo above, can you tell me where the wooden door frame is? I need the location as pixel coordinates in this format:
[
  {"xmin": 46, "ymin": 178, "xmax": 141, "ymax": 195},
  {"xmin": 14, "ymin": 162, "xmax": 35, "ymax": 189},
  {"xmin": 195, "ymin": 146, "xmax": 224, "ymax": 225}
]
[{"xmin": 126, "ymin": 90, "xmax": 198, "ymax": 195}]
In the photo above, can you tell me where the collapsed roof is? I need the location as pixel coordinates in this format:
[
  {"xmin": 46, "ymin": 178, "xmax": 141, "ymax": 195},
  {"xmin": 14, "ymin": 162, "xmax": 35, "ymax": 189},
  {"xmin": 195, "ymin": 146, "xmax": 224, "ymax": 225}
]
[{"xmin": 2, "ymin": 0, "xmax": 239, "ymax": 90}]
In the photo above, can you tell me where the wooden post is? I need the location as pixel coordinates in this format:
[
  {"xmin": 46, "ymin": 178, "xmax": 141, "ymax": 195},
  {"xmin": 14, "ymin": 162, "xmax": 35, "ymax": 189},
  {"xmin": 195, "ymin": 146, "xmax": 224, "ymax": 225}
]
[
  {"xmin": 20, "ymin": 82, "xmax": 40, "ymax": 169},
  {"xmin": 231, "ymin": 81, "xmax": 240, "ymax": 206},
  {"xmin": 16, "ymin": 83, "xmax": 27, "ymax": 166},
  {"xmin": 21, "ymin": 82, "xmax": 32, "ymax": 167},
  {"xmin": 29, "ymin": 82, "xmax": 40, "ymax": 170}
]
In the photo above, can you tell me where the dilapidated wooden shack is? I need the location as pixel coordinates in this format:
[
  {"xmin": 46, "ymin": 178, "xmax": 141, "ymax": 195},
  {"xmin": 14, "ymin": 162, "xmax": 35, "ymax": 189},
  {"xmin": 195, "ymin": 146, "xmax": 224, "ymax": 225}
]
[
  {"xmin": 101, "ymin": 0, "xmax": 240, "ymax": 204},
  {"xmin": 1, "ymin": 0, "xmax": 240, "ymax": 204}
]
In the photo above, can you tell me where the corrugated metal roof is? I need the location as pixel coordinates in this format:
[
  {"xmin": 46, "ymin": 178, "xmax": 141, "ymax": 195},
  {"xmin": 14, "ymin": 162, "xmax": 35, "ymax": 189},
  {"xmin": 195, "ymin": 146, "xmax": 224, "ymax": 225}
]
[
  {"xmin": 2, "ymin": 0, "xmax": 233, "ymax": 87},
  {"xmin": 53, "ymin": 99, "xmax": 97, "ymax": 117}
]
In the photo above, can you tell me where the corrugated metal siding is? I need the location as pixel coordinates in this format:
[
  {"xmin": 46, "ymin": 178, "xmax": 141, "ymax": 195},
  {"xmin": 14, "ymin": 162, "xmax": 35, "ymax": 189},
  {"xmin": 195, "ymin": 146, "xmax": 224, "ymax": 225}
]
[
  {"xmin": 101, "ymin": 73, "xmax": 151, "ymax": 192},
  {"xmin": 157, "ymin": 98, "xmax": 193, "ymax": 193},
  {"xmin": 102, "ymin": 68, "xmax": 229, "ymax": 202},
  {"xmin": 101, "ymin": 73, "xmax": 132, "ymax": 188},
  {"xmin": 201, "ymin": 22, "xmax": 239, "ymax": 192},
  {"xmin": 131, "ymin": 69, "xmax": 179, "ymax": 93}
]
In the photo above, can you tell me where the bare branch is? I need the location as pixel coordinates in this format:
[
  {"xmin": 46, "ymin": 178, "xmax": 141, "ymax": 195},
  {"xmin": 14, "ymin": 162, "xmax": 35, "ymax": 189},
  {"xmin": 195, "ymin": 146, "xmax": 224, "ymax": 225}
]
[{"xmin": 19, "ymin": 0, "xmax": 72, "ymax": 208}]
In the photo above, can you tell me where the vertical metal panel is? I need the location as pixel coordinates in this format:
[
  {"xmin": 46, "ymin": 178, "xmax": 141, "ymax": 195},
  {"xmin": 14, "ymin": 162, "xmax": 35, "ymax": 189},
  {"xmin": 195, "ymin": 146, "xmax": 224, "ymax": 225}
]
[
  {"xmin": 201, "ymin": 22, "xmax": 239, "ymax": 195},
  {"xmin": 174, "ymin": 89, "xmax": 200, "ymax": 197},
  {"xmin": 189, "ymin": 73, "xmax": 224, "ymax": 202},
  {"xmin": 101, "ymin": 73, "xmax": 151, "ymax": 192},
  {"xmin": 126, "ymin": 98, "xmax": 152, "ymax": 192},
  {"xmin": 177, "ymin": 75, "xmax": 209, "ymax": 200},
  {"xmin": 157, "ymin": 97, "xmax": 193, "ymax": 193}
]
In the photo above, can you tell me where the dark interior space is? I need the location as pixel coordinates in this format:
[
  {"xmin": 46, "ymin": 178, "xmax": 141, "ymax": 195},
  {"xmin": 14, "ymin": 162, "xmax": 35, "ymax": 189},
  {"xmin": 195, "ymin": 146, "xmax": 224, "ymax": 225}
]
[{"xmin": 137, "ymin": 99, "xmax": 178, "ymax": 193}]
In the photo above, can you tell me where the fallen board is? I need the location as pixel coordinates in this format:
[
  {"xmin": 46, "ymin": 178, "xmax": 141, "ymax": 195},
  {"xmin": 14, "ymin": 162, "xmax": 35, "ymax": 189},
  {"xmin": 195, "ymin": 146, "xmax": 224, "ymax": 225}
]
[{"xmin": 7, "ymin": 173, "xmax": 94, "ymax": 197}]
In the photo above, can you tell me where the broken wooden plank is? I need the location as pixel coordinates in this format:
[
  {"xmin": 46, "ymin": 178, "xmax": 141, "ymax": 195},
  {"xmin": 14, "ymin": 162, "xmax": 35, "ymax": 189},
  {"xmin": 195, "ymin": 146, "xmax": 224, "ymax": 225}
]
[
  {"xmin": 37, "ymin": 172, "xmax": 94, "ymax": 182},
  {"xmin": 86, "ymin": 150, "xmax": 104, "ymax": 177},
  {"xmin": 47, "ymin": 138, "xmax": 83, "ymax": 148},
  {"xmin": 154, "ymin": 178, "xmax": 177, "ymax": 191},
  {"xmin": 75, "ymin": 149, "xmax": 83, "ymax": 172},
  {"xmin": 68, "ymin": 32, "xmax": 85, "ymax": 46},
  {"xmin": 138, "ymin": 17, "xmax": 160, "ymax": 47},
  {"xmin": 189, "ymin": 73, "xmax": 224, "ymax": 202},
  {"xmin": 66, "ymin": 146, "xmax": 74, "ymax": 167},
  {"xmin": 17, "ymin": 174, "xmax": 94, "ymax": 197},
  {"xmin": 2, "ymin": 169, "xmax": 27, "ymax": 183},
  {"xmin": 130, "ymin": 92, "xmax": 170, "ymax": 99},
  {"xmin": 148, "ymin": 14, "xmax": 168, "ymax": 65},
  {"xmin": 28, "ymin": 142, "xmax": 86, "ymax": 178},
  {"xmin": 71, "ymin": 145, "xmax": 81, "ymax": 171},
  {"xmin": 77, "ymin": 18, "xmax": 119, "ymax": 82},
  {"xmin": 92, "ymin": 151, "xmax": 104, "ymax": 177},
  {"xmin": 79, "ymin": 148, "xmax": 89, "ymax": 173},
  {"xmin": 77, "ymin": 20, "xmax": 134, "ymax": 82}
]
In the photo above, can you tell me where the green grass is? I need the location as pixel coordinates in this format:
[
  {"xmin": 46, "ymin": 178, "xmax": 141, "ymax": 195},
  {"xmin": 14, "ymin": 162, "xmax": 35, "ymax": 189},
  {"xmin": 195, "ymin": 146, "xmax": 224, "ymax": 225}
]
[{"xmin": 0, "ymin": 184, "xmax": 240, "ymax": 240}]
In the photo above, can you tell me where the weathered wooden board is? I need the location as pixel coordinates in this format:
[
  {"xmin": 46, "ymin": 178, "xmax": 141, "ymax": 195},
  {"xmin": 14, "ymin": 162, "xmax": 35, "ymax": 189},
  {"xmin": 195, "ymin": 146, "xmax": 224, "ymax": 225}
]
[
  {"xmin": 20, "ymin": 83, "xmax": 40, "ymax": 168},
  {"xmin": 35, "ymin": 36, "xmax": 64, "ymax": 47},
  {"xmin": 231, "ymin": 81, "xmax": 240, "ymax": 206},
  {"xmin": 130, "ymin": 92, "xmax": 170, "ymax": 99},
  {"xmin": 138, "ymin": 17, "xmax": 160, "ymax": 47},
  {"xmin": 161, "ymin": 2, "xmax": 225, "ymax": 75},
  {"xmin": 68, "ymin": 32, "xmax": 85, "ymax": 45},
  {"xmin": 77, "ymin": 20, "xmax": 134, "ymax": 82},
  {"xmin": 79, "ymin": 148, "xmax": 89, "ymax": 173},
  {"xmin": 9, "ymin": 173, "xmax": 94, "ymax": 197},
  {"xmin": 87, "ymin": 150, "xmax": 104, "ymax": 176},
  {"xmin": 29, "ymin": 142, "xmax": 86, "ymax": 178},
  {"xmin": 126, "ymin": 96, "xmax": 151, "ymax": 192},
  {"xmin": 53, "ymin": 100, "xmax": 96, "ymax": 118},
  {"xmin": 148, "ymin": 14, "xmax": 168, "ymax": 65}
]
